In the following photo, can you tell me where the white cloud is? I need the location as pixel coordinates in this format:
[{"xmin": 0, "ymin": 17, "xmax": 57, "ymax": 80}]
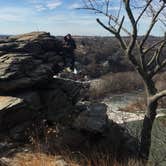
[
  {"xmin": 47, "ymin": 0, "xmax": 62, "ymax": 10},
  {"xmin": 68, "ymin": 3, "xmax": 82, "ymax": 10},
  {"xmin": 35, "ymin": 4, "xmax": 46, "ymax": 11},
  {"xmin": 28, "ymin": 0, "xmax": 62, "ymax": 11},
  {"xmin": 108, "ymin": 6, "xmax": 120, "ymax": 11},
  {"xmin": 0, "ymin": 7, "xmax": 33, "ymax": 22}
]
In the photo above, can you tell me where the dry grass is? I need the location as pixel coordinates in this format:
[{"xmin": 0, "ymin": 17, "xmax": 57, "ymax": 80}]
[
  {"xmin": 4, "ymin": 124, "xmax": 145, "ymax": 166},
  {"xmin": 118, "ymin": 99, "xmax": 146, "ymax": 113},
  {"xmin": 89, "ymin": 72, "xmax": 143, "ymax": 99},
  {"xmin": 118, "ymin": 98, "xmax": 165, "ymax": 113},
  {"xmin": 8, "ymin": 151, "xmax": 144, "ymax": 166},
  {"xmin": 11, "ymin": 153, "xmax": 64, "ymax": 166},
  {"xmin": 89, "ymin": 71, "xmax": 166, "ymax": 101}
]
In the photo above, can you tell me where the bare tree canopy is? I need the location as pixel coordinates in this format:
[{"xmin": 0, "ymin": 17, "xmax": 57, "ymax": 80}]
[{"xmin": 82, "ymin": 0, "xmax": 166, "ymax": 160}]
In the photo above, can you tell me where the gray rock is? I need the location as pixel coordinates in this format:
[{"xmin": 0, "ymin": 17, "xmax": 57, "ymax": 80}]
[
  {"xmin": 0, "ymin": 32, "xmax": 63, "ymax": 92},
  {"xmin": 0, "ymin": 32, "xmax": 87, "ymax": 137},
  {"xmin": 0, "ymin": 96, "xmax": 23, "ymax": 111},
  {"xmin": 43, "ymin": 87, "xmax": 73, "ymax": 122},
  {"xmin": 0, "ymin": 92, "xmax": 41, "ymax": 130},
  {"xmin": 39, "ymin": 78, "xmax": 85, "ymax": 123},
  {"xmin": 74, "ymin": 103, "xmax": 108, "ymax": 133},
  {"xmin": 55, "ymin": 156, "xmax": 68, "ymax": 166},
  {"xmin": 9, "ymin": 121, "xmax": 32, "ymax": 141},
  {"xmin": 0, "ymin": 157, "xmax": 11, "ymax": 166},
  {"xmin": 52, "ymin": 77, "xmax": 84, "ymax": 104}
]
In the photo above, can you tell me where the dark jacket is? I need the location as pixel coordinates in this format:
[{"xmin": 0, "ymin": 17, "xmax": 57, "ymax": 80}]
[{"xmin": 66, "ymin": 38, "xmax": 76, "ymax": 51}]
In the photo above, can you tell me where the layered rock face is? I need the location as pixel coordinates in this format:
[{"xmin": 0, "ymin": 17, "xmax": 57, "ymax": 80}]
[
  {"xmin": 0, "ymin": 32, "xmax": 84, "ymax": 139},
  {"xmin": 0, "ymin": 33, "xmax": 138, "ymax": 156},
  {"xmin": 0, "ymin": 32, "xmax": 63, "ymax": 92}
]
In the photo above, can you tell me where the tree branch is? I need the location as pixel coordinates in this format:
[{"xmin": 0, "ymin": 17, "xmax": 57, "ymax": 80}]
[
  {"xmin": 96, "ymin": 18, "xmax": 127, "ymax": 50},
  {"xmin": 123, "ymin": 0, "xmax": 143, "ymax": 71},
  {"xmin": 147, "ymin": 40, "xmax": 166, "ymax": 67},
  {"xmin": 144, "ymin": 39, "xmax": 166, "ymax": 54},
  {"xmin": 139, "ymin": 2, "xmax": 165, "ymax": 70},
  {"xmin": 140, "ymin": 3, "xmax": 165, "ymax": 49},
  {"xmin": 151, "ymin": 59, "xmax": 166, "ymax": 76},
  {"xmin": 124, "ymin": 0, "xmax": 137, "ymax": 56},
  {"xmin": 150, "ymin": 90, "xmax": 166, "ymax": 103},
  {"xmin": 136, "ymin": 0, "xmax": 153, "ymax": 24},
  {"xmin": 80, "ymin": 6, "xmax": 131, "ymax": 35}
]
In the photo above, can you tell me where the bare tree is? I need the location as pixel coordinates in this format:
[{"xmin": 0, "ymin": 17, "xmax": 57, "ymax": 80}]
[{"xmin": 81, "ymin": 0, "xmax": 166, "ymax": 160}]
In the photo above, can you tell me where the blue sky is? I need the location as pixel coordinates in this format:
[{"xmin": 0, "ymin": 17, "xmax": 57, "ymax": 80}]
[{"xmin": 0, "ymin": 0, "xmax": 165, "ymax": 36}]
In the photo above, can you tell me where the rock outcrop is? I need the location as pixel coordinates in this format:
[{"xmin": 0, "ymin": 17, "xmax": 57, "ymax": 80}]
[
  {"xmin": 0, "ymin": 32, "xmax": 140, "ymax": 160},
  {"xmin": 0, "ymin": 32, "xmax": 85, "ymax": 140},
  {"xmin": 0, "ymin": 32, "xmax": 63, "ymax": 92},
  {"xmin": 74, "ymin": 103, "xmax": 108, "ymax": 133}
]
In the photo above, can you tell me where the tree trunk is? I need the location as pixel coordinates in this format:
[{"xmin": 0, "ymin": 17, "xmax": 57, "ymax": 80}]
[
  {"xmin": 139, "ymin": 78, "xmax": 158, "ymax": 160},
  {"xmin": 139, "ymin": 98, "xmax": 158, "ymax": 160}
]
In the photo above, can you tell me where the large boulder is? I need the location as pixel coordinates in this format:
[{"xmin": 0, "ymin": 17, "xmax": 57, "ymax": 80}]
[
  {"xmin": 0, "ymin": 32, "xmax": 63, "ymax": 92},
  {"xmin": 0, "ymin": 92, "xmax": 41, "ymax": 130},
  {"xmin": 39, "ymin": 78, "xmax": 84, "ymax": 123},
  {"xmin": 0, "ymin": 32, "xmax": 87, "ymax": 139},
  {"xmin": 73, "ymin": 103, "xmax": 108, "ymax": 133}
]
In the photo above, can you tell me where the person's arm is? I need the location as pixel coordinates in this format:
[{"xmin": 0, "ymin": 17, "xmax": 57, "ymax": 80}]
[{"xmin": 72, "ymin": 39, "xmax": 76, "ymax": 49}]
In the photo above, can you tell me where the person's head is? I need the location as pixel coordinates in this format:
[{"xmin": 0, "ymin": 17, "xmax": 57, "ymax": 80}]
[
  {"xmin": 67, "ymin": 34, "xmax": 72, "ymax": 39},
  {"xmin": 64, "ymin": 36, "xmax": 68, "ymax": 41}
]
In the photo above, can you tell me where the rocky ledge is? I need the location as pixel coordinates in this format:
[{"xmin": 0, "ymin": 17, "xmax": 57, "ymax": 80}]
[
  {"xmin": 0, "ymin": 32, "xmax": 88, "ymax": 140},
  {"xmin": 0, "ymin": 32, "xmax": 138, "ymax": 161},
  {"xmin": 0, "ymin": 31, "xmax": 64, "ymax": 92},
  {"xmin": 0, "ymin": 32, "xmax": 110, "ymax": 141}
]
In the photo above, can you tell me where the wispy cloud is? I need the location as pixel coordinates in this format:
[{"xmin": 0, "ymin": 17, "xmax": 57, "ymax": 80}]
[
  {"xmin": 35, "ymin": 4, "xmax": 47, "ymax": 11},
  {"xmin": 29, "ymin": 0, "xmax": 62, "ymax": 11},
  {"xmin": 47, "ymin": 0, "xmax": 62, "ymax": 10},
  {"xmin": 108, "ymin": 6, "xmax": 120, "ymax": 11},
  {"xmin": 0, "ymin": 7, "xmax": 33, "ymax": 22},
  {"xmin": 68, "ymin": 3, "xmax": 82, "ymax": 10}
]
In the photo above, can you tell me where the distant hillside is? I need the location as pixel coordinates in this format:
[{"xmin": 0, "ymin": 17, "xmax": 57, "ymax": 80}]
[
  {"xmin": 0, "ymin": 35, "xmax": 9, "ymax": 39},
  {"xmin": 65, "ymin": 36, "xmax": 165, "ymax": 78}
]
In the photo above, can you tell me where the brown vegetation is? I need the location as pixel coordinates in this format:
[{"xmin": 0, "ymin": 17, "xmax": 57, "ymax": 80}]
[
  {"xmin": 9, "ymin": 147, "xmax": 143, "ymax": 166},
  {"xmin": 118, "ymin": 98, "xmax": 166, "ymax": 114},
  {"xmin": 89, "ymin": 71, "xmax": 143, "ymax": 99},
  {"xmin": 118, "ymin": 99, "xmax": 146, "ymax": 113},
  {"xmin": 1, "ymin": 122, "xmax": 145, "ymax": 166},
  {"xmin": 90, "ymin": 71, "xmax": 166, "ymax": 101}
]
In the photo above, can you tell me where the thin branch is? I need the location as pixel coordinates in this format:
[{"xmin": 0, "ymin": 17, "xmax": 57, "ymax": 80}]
[
  {"xmin": 124, "ymin": 0, "xmax": 142, "ymax": 71},
  {"xmin": 136, "ymin": 0, "xmax": 153, "ymax": 24},
  {"xmin": 96, "ymin": 18, "xmax": 117, "ymax": 35},
  {"xmin": 105, "ymin": 0, "xmax": 109, "ymax": 15},
  {"xmin": 144, "ymin": 39, "xmax": 166, "ymax": 54},
  {"xmin": 79, "ymin": 6, "xmax": 131, "ymax": 35},
  {"xmin": 96, "ymin": 18, "xmax": 127, "ymax": 50},
  {"xmin": 117, "ymin": 0, "xmax": 123, "ymax": 23},
  {"xmin": 147, "ymin": 40, "xmax": 166, "ymax": 67},
  {"xmin": 147, "ymin": 50, "xmax": 158, "ymax": 67},
  {"xmin": 155, "ymin": 41, "xmax": 166, "ymax": 65},
  {"xmin": 140, "ymin": 3, "xmax": 165, "ymax": 49},
  {"xmin": 118, "ymin": 16, "xmax": 125, "ymax": 33},
  {"xmin": 124, "ymin": 0, "xmax": 137, "ymax": 56},
  {"xmin": 139, "ymin": 2, "xmax": 165, "ymax": 70},
  {"xmin": 150, "ymin": 90, "xmax": 166, "ymax": 103},
  {"xmin": 151, "ymin": 59, "xmax": 166, "ymax": 76}
]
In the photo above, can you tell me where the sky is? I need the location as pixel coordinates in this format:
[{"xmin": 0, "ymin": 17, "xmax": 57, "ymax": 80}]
[{"xmin": 0, "ymin": 0, "xmax": 165, "ymax": 36}]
